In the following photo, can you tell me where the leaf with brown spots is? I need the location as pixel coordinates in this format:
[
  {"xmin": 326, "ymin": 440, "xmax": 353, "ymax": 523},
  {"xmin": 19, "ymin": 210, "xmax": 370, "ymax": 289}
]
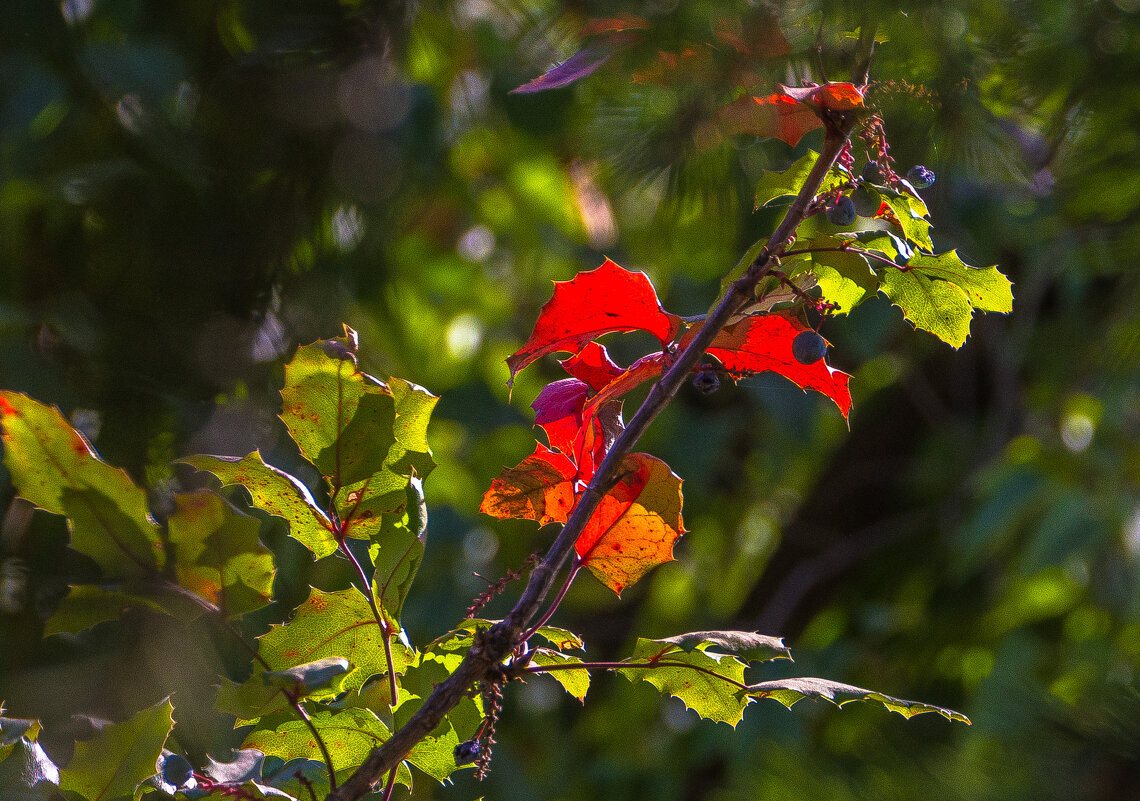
[
  {"xmin": 0, "ymin": 391, "xmax": 162, "ymax": 578},
  {"xmin": 166, "ymin": 489, "xmax": 275, "ymax": 618},
  {"xmin": 615, "ymin": 638, "xmax": 749, "ymax": 726},
  {"xmin": 479, "ymin": 444, "xmax": 578, "ymax": 526},
  {"xmin": 257, "ymin": 588, "xmax": 413, "ymax": 695}
]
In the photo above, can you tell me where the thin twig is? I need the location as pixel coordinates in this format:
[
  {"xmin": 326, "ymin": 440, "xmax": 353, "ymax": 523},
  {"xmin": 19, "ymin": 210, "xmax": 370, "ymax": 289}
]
[
  {"xmin": 379, "ymin": 768, "xmax": 398, "ymax": 801},
  {"xmin": 282, "ymin": 688, "xmax": 338, "ymax": 792},
  {"xmin": 782, "ymin": 244, "xmax": 901, "ymax": 270},
  {"xmin": 522, "ymin": 558, "xmax": 581, "ymax": 642}
]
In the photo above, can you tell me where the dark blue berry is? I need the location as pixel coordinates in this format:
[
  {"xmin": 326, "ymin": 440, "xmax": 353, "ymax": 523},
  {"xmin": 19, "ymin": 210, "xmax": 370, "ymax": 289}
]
[
  {"xmin": 454, "ymin": 740, "xmax": 482, "ymax": 766},
  {"xmin": 825, "ymin": 195, "xmax": 857, "ymax": 227},
  {"xmin": 161, "ymin": 753, "xmax": 194, "ymax": 788},
  {"xmin": 860, "ymin": 160, "xmax": 883, "ymax": 183},
  {"xmin": 692, "ymin": 369, "xmax": 720, "ymax": 395},
  {"xmin": 791, "ymin": 330, "xmax": 828, "ymax": 365},
  {"xmin": 906, "ymin": 165, "xmax": 935, "ymax": 189}
]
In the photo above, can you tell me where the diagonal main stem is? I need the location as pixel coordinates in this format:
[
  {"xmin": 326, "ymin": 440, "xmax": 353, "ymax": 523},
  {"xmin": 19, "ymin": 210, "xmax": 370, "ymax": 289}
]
[{"xmin": 327, "ymin": 121, "xmax": 858, "ymax": 801}]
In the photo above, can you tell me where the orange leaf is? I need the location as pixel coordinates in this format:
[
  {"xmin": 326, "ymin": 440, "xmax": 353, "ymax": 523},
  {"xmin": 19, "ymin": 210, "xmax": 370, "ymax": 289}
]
[
  {"xmin": 752, "ymin": 93, "xmax": 823, "ymax": 147},
  {"xmin": 581, "ymin": 13, "xmax": 650, "ymax": 36},
  {"xmin": 576, "ymin": 453, "xmax": 684, "ymax": 595},
  {"xmin": 480, "ymin": 444, "xmax": 577, "ymax": 526},
  {"xmin": 582, "ymin": 352, "xmax": 668, "ymax": 422}
]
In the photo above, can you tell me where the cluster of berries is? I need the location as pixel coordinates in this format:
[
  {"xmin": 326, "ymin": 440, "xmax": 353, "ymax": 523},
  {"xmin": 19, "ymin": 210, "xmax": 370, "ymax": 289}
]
[{"xmin": 824, "ymin": 163, "xmax": 935, "ymax": 227}]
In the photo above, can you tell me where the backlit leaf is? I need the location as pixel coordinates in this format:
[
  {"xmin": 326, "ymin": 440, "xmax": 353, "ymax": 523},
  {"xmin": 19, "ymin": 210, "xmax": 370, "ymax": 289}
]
[
  {"xmin": 257, "ymin": 587, "xmax": 413, "ymax": 695},
  {"xmin": 696, "ymin": 315, "xmax": 853, "ymax": 419},
  {"xmin": 751, "ymin": 93, "xmax": 822, "ymax": 147},
  {"xmin": 881, "ymin": 194, "xmax": 934, "ymax": 252},
  {"xmin": 279, "ymin": 328, "xmax": 398, "ymax": 490},
  {"xmin": 616, "ymin": 643, "xmax": 749, "ymax": 726},
  {"xmin": 559, "ymin": 342, "xmax": 624, "ymax": 390},
  {"xmin": 575, "ymin": 453, "xmax": 684, "ymax": 596},
  {"xmin": 59, "ymin": 697, "xmax": 174, "ymax": 801},
  {"xmin": 742, "ymin": 677, "xmax": 971, "ymax": 723},
  {"xmin": 242, "ymin": 707, "xmax": 412, "ymax": 788},
  {"xmin": 529, "ymin": 650, "xmax": 590, "ymax": 702},
  {"xmin": 167, "ymin": 490, "xmax": 274, "ymax": 618},
  {"xmin": 506, "ymin": 259, "xmax": 681, "ymax": 385},
  {"xmin": 479, "ymin": 444, "xmax": 577, "ymax": 526},
  {"xmin": 179, "ymin": 453, "xmax": 338, "ymax": 559},
  {"xmin": 0, "ymin": 392, "xmax": 162, "ymax": 578},
  {"xmin": 370, "ymin": 476, "xmax": 428, "ymax": 627}
]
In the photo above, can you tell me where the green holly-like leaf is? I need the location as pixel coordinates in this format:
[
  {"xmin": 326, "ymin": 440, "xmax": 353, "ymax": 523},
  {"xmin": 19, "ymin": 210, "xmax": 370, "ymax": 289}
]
[
  {"xmin": 784, "ymin": 235, "xmax": 879, "ymax": 314},
  {"xmin": 370, "ymin": 476, "xmax": 427, "ymax": 628},
  {"xmin": 741, "ymin": 677, "xmax": 971, "ymax": 723},
  {"xmin": 279, "ymin": 327, "xmax": 399, "ymax": 490},
  {"xmin": 179, "ymin": 453, "xmax": 338, "ymax": 559},
  {"xmin": 880, "ymin": 250, "xmax": 1013, "ymax": 348},
  {"xmin": 425, "ymin": 619, "xmax": 584, "ymax": 654},
  {"xmin": 42, "ymin": 586, "xmax": 168, "ymax": 636},
  {"xmin": 529, "ymin": 650, "xmax": 590, "ymax": 702},
  {"xmin": 616, "ymin": 639, "xmax": 750, "ymax": 726},
  {"xmin": 635, "ymin": 630, "xmax": 793, "ymax": 663},
  {"xmin": 753, "ymin": 151, "xmax": 846, "ymax": 209},
  {"xmin": 331, "ymin": 377, "xmax": 439, "ymax": 541},
  {"xmin": 881, "ymin": 193, "xmax": 934, "ymax": 252},
  {"xmin": 241, "ymin": 709, "xmax": 413, "ymax": 789},
  {"xmin": 0, "ymin": 392, "xmax": 162, "ymax": 578},
  {"xmin": 59, "ymin": 697, "xmax": 174, "ymax": 801},
  {"xmin": 256, "ymin": 587, "xmax": 412, "ymax": 695},
  {"xmin": 215, "ymin": 675, "xmax": 291, "ymax": 724},
  {"xmin": 167, "ymin": 490, "xmax": 275, "ymax": 618}
]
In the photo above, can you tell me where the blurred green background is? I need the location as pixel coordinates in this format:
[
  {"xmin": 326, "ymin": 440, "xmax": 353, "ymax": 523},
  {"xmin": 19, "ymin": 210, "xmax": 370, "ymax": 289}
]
[{"xmin": 3, "ymin": 0, "xmax": 1140, "ymax": 799}]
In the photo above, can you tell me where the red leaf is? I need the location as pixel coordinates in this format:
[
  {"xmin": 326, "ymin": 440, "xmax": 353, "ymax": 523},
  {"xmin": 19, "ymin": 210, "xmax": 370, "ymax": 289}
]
[
  {"xmin": 691, "ymin": 315, "xmax": 852, "ymax": 419},
  {"xmin": 575, "ymin": 453, "xmax": 684, "ymax": 596},
  {"xmin": 507, "ymin": 259, "xmax": 682, "ymax": 385},
  {"xmin": 479, "ymin": 444, "xmax": 577, "ymax": 526},
  {"xmin": 581, "ymin": 14, "xmax": 650, "ymax": 36},
  {"xmin": 776, "ymin": 82, "xmax": 866, "ymax": 111},
  {"xmin": 533, "ymin": 378, "xmax": 590, "ymax": 457},
  {"xmin": 752, "ymin": 94, "xmax": 823, "ymax": 147},
  {"xmin": 582, "ymin": 352, "xmax": 668, "ymax": 421},
  {"xmin": 559, "ymin": 342, "xmax": 624, "ymax": 391}
]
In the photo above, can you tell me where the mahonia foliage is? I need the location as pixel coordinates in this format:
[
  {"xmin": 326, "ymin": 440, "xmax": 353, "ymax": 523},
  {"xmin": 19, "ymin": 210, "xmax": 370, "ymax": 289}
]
[{"xmin": 0, "ymin": 26, "xmax": 1008, "ymax": 801}]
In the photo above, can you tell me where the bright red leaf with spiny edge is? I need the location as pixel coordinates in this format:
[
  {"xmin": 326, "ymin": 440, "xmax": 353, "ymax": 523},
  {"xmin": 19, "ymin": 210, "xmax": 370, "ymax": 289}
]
[
  {"xmin": 690, "ymin": 314, "xmax": 851, "ymax": 419},
  {"xmin": 507, "ymin": 259, "xmax": 682, "ymax": 387},
  {"xmin": 582, "ymin": 352, "xmax": 669, "ymax": 421}
]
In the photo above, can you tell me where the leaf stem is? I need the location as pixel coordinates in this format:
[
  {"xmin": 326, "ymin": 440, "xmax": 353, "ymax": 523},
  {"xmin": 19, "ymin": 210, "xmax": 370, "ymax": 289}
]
[
  {"xmin": 524, "ymin": 658, "xmax": 750, "ymax": 691},
  {"xmin": 282, "ymin": 688, "xmax": 338, "ymax": 791},
  {"xmin": 782, "ymin": 244, "xmax": 901, "ymax": 270},
  {"xmin": 326, "ymin": 73, "xmax": 867, "ymax": 801},
  {"xmin": 521, "ymin": 558, "xmax": 582, "ymax": 643},
  {"xmin": 339, "ymin": 536, "xmax": 400, "ymax": 708},
  {"xmin": 379, "ymin": 767, "xmax": 398, "ymax": 801}
]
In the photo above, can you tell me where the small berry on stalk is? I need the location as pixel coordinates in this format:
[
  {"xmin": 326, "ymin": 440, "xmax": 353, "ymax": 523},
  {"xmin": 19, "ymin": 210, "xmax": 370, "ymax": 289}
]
[
  {"xmin": 826, "ymin": 195, "xmax": 857, "ymax": 227},
  {"xmin": 454, "ymin": 739, "xmax": 482, "ymax": 766},
  {"xmin": 861, "ymin": 160, "xmax": 883, "ymax": 183},
  {"xmin": 792, "ymin": 330, "xmax": 828, "ymax": 365},
  {"xmin": 692, "ymin": 369, "xmax": 720, "ymax": 395},
  {"xmin": 161, "ymin": 754, "xmax": 194, "ymax": 788},
  {"xmin": 906, "ymin": 165, "xmax": 935, "ymax": 189}
]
